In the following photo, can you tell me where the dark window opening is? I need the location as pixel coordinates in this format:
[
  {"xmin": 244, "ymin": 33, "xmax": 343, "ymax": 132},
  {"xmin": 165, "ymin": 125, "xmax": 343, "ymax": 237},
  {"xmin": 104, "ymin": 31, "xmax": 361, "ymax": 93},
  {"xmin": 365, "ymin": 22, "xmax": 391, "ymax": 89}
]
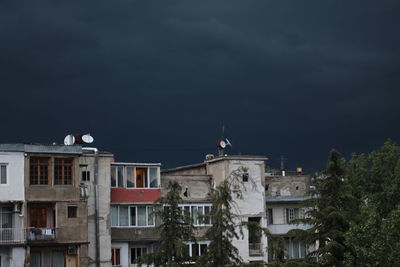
[
  {"xmin": 30, "ymin": 157, "xmax": 50, "ymax": 185},
  {"xmin": 242, "ymin": 172, "xmax": 249, "ymax": 182},
  {"xmin": 54, "ymin": 158, "xmax": 73, "ymax": 185},
  {"xmin": 67, "ymin": 206, "xmax": 77, "ymax": 218},
  {"xmin": 82, "ymin": 171, "xmax": 90, "ymax": 181}
]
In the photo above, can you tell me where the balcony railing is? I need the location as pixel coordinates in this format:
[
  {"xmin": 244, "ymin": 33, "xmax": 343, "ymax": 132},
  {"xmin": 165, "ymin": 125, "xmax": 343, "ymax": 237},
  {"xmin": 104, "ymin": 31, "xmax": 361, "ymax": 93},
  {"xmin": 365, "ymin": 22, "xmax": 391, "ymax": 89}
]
[
  {"xmin": 27, "ymin": 228, "xmax": 56, "ymax": 241},
  {"xmin": 249, "ymin": 243, "xmax": 262, "ymax": 256},
  {"xmin": 0, "ymin": 228, "xmax": 26, "ymax": 244}
]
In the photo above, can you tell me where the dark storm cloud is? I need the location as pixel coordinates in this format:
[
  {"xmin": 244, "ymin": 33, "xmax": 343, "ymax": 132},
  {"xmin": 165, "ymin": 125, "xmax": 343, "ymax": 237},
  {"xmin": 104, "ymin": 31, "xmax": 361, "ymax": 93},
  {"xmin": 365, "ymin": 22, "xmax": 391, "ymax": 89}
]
[{"xmin": 1, "ymin": 0, "xmax": 400, "ymax": 170}]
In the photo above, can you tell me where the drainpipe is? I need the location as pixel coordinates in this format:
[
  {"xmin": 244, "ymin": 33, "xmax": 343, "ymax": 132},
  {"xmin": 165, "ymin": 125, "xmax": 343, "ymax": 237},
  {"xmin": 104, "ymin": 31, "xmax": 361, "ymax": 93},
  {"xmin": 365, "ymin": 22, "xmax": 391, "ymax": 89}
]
[{"xmin": 83, "ymin": 147, "xmax": 100, "ymax": 267}]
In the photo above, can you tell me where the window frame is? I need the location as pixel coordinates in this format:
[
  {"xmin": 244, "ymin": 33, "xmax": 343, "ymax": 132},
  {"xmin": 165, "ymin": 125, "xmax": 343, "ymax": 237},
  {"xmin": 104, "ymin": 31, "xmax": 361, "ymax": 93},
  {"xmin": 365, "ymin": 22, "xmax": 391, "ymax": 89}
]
[
  {"xmin": 111, "ymin": 165, "xmax": 160, "ymax": 189},
  {"xmin": 54, "ymin": 158, "xmax": 74, "ymax": 186},
  {"xmin": 29, "ymin": 157, "xmax": 50, "ymax": 185},
  {"xmin": 0, "ymin": 164, "xmax": 7, "ymax": 185},
  {"xmin": 111, "ymin": 205, "xmax": 155, "ymax": 228},
  {"xmin": 67, "ymin": 205, "xmax": 78, "ymax": 218},
  {"xmin": 111, "ymin": 248, "xmax": 121, "ymax": 266},
  {"xmin": 178, "ymin": 204, "xmax": 212, "ymax": 226},
  {"xmin": 130, "ymin": 247, "xmax": 148, "ymax": 264}
]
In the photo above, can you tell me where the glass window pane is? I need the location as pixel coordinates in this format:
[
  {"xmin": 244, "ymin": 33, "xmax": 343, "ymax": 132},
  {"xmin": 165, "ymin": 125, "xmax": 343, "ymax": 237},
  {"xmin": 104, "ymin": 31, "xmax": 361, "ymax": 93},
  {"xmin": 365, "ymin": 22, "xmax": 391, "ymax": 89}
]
[
  {"xmin": 138, "ymin": 207, "xmax": 146, "ymax": 226},
  {"xmin": 0, "ymin": 165, "xmax": 6, "ymax": 184},
  {"xmin": 126, "ymin": 167, "xmax": 135, "ymax": 188},
  {"xmin": 204, "ymin": 206, "xmax": 211, "ymax": 225},
  {"xmin": 119, "ymin": 206, "xmax": 129, "ymax": 226},
  {"xmin": 192, "ymin": 206, "xmax": 198, "ymax": 225},
  {"xmin": 147, "ymin": 207, "xmax": 154, "ymax": 226},
  {"xmin": 136, "ymin": 168, "xmax": 147, "ymax": 188},
  {"xmin": 192, "ymin": 244, "xmax": 199, "ymax": 258},
  {"xmin": 130, "ymin": 207, "xmax": 136, "ymax": 226},
  {"xmin": 52, "ymin": 251, "xmax": 64, "ymax": 267},
  {"xmin": 293, "ymin": 239, "xmax": 300, "ymax": 258},
  {"xmin": 111, "ymin": 206, "xmax": 118, "ymax": 226},
  {"xmin": 149, "ymin": 168, "xmax": 158, "ymax": 188},
  {"xmin": 198, "ymin": 206, "xmax": 204, "ymax": 224},
  {"xmin": 30, "ymin": 252, "xmax": 41, "ymax": 267},
  {"xmin": 117, "ymin": 167, "xmax": 124, "ymax": 188},
  {"xmin": 200, "ymin": 244, "xmax": 207, "ymax": 256},
  {"xmin": 131, "ymin": 248, "xmax": 136, "ymax": 263},
  {"xmin": 111, "ymin": 166, "xmax": 116, "ymax": 187}
]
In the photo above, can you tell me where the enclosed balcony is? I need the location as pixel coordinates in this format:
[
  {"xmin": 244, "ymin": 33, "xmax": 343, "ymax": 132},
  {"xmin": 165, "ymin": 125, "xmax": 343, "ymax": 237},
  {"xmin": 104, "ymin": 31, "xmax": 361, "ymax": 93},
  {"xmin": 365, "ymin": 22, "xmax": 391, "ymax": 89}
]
[{"xmin": 27, "ymin": 227, "xmax": 56, "ymax": 241}]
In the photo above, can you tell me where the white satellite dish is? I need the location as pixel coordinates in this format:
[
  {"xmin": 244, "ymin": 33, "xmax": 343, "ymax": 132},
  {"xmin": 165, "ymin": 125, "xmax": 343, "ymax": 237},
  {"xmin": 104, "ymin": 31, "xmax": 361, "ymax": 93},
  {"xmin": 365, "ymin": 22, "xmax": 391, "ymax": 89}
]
[
  {"xmin": 64, "ymin": 135, "xmax": 75, "ymax": 145},
  {"xmin": 82, "ymin": 134, "xmax": 94, "ymax": 144},
  {"xmin": 225, "ymin": 138, "xmax": 232, "ymax": 147},
  {"xmin": 219, "ymin": 140, "xmax": 227, "ymax": 148}
]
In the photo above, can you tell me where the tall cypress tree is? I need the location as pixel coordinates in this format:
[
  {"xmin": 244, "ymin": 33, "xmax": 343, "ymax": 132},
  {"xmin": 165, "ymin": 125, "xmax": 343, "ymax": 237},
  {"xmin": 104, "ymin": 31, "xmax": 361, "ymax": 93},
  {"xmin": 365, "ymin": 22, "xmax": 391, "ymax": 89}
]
[
  {"xmin": 290, "ymin": 149, "xmax": 353, "ymax": 266},
  {"xmin": 196, "ymin": 167, "xmax": 251, "ymax": 267},
  {"xmin": 141, "ymin": 180, "xmax": 195, "ymax": 267}
]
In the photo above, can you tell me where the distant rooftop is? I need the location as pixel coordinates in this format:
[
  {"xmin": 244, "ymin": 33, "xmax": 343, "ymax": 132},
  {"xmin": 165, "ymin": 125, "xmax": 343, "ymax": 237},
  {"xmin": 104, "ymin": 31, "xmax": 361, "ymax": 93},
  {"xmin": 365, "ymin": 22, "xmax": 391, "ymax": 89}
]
[{"xmin": 0, "ymin": 143, "xmax": 82, "ymax": 154}]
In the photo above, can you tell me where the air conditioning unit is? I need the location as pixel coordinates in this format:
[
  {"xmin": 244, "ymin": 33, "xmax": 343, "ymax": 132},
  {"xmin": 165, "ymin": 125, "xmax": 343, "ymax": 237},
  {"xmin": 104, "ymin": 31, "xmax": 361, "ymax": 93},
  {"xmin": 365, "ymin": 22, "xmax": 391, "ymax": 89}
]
[{"xmin": 67, "ymin": 245, "xmax": 77, "ymax": 255}]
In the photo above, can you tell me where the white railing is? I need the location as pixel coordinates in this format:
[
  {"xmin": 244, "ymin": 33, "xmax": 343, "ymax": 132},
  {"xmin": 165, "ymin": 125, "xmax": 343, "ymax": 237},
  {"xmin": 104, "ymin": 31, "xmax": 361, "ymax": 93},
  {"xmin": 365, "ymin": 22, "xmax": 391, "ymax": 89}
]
[
  {"xmin": 0, "ymin": 228, "xmax": 25, "ymax": 243},
  {"xmin": 249, "ymin": 243, "xmax": 262, "ymax": 256},
  {"xmin": 27, "ymin": 228, "xmax": 56, "ymax": 241}
]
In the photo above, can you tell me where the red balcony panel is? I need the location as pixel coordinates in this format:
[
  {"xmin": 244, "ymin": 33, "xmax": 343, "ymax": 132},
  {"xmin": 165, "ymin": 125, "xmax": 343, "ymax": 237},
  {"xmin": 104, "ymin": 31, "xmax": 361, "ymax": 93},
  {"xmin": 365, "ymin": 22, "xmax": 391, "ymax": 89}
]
[{"xmin": 111, "ymin": 188, "xmax": 161, "ymax": 203}]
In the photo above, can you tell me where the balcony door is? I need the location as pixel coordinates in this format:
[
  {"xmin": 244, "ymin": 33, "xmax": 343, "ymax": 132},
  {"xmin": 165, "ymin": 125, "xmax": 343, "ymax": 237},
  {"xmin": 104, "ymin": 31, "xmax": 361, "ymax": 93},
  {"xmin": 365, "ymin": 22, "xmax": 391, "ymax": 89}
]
[{"xmin": 30, "ymin": 207, "xmax": 47, "ymax": 228}]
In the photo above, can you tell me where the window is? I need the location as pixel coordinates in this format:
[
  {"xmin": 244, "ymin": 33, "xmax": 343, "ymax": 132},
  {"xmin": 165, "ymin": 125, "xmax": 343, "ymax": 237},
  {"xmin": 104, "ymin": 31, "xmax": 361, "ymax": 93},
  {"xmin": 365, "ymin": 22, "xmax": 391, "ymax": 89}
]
[
  {"xmin": 82, "ymin": 171, "xmax": 90, "ymax": 181},
  {"xmin": 111, "ymin": 165, "xmax": 159, "ymax": 189},
  {"xmin": 54, "ymin": 158, "xmax": 73, "ymax": 185},
  {"xmin": 111, "ymin": 205, "xmax": 155, "ymax": 227},
  {"xmin": 29, "ymin": 207, "xmax": 47, "ymax": 228},
  {"xmin": 30, "ymin": 252, "xmax": 41, "ymax": 267},
  {"xmin": 178, "ymin": 204, "xmax": 212, "ymax": 226},
  {"xmin": 30, "ymin": 157, "xmax": 50, "ymax": 185},
  {"xmin": 285, "ymin": 208, "xmax": 302, "ymax": 224},
  {"xmin": 0, "ymin": 164, "xmax": 6, "ymax": 184},
  {"xmin": 284, "ymin": 237, "xmax": 306, "ymax": 259},
  {"xmin": 67, "ymin": 206, "xmax": 77, "ymax": 218},
  {"xmin": 131, "ymin": 247, "xmax": 147, "ymax": 264},
  {"xmin": 242, "ymin": 172, "xmax": 249, "ymax": 182},
  {"xmin": 0, "ymin": 206, "xmax": 13, "ymax": 229},
  {"xmin": 267, "ymin": 208, "xmax": 273, "ymax": 224},
  {"xmin": 111, "ymin": 248, "xmax": 121, "ymax": 266},
  {"xmin": 184, "ymin": 242, "xmax": 209, "ymax": 261}
]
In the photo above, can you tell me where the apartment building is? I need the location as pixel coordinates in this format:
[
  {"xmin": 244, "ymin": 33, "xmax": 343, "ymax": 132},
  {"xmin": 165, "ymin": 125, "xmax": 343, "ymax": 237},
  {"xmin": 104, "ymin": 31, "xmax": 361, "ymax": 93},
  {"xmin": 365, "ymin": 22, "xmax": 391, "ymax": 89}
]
[
  {"xmin": 110, "ymin": 162, "xmax": 161, "ymax": 267},
  {"xmin": 0, "ymin": 145, "xmax": 25, "ymax": 267},
  {"xmin": 0, "ymin": 143, "xmax": 114, "ymax": 267},
  {"xmin": 265, "ymin": 169, "xmax": 312, "ymax": 260},
  {"xmin": 162, "ymin": 155, "xmax": 269, "ymax": 264}
]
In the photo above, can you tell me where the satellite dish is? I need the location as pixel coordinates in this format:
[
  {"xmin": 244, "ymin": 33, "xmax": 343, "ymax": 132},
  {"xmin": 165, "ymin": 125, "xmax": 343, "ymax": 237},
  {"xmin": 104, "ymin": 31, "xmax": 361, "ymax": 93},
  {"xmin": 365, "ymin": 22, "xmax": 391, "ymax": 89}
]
[
  {"xmin": 64, "ymin": 135, "xmax": 75, "ymax": 146},
  {"xmin": 225, "ymin": 138, "xmax": 232, "ymax": 147},
  {"xmin": 219, "ymin": 140, "xmax": 227, "ymax": 148},
  {"xmin": 82, "ymin": 134, "xmax": 94, "ymax": 144}
]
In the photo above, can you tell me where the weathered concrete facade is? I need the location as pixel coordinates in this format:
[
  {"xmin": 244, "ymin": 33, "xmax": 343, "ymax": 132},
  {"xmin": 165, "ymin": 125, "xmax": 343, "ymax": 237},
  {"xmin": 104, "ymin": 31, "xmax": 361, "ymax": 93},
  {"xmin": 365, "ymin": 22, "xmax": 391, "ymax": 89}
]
[
  {"xmin": 80, "ymin": 150, "xmax": 114, "ymax": 267},
  {"xmin": 265, "ymin": 172, "xmax": 312, "ymax": 260}
]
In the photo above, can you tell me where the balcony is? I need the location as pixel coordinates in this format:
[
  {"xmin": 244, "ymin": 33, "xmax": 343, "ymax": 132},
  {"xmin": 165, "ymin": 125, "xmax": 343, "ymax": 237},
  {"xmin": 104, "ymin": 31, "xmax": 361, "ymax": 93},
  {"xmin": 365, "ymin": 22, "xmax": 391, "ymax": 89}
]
[
  {"xmin": 27, "ymin": 228, "xmax": 56, "ymax": 242},
  {"xmin": 0, "ymin": 228, "xmax": 26, "ymax": 244},
  {"xmin": 267, "ymin": 224, "xmax": 311, "ymax": 235},
  {"xmin": 249, "ymin": 243, "xmax": 263, "ymax": 256}
]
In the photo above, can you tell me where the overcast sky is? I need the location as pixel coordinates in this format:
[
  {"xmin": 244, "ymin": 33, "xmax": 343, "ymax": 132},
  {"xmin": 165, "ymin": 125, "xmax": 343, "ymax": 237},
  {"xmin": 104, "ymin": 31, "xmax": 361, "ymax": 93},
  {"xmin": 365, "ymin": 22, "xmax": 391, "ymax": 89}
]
[{"xmin": 1, "ymin": 0, "xmax": 399, "ymax": 171}]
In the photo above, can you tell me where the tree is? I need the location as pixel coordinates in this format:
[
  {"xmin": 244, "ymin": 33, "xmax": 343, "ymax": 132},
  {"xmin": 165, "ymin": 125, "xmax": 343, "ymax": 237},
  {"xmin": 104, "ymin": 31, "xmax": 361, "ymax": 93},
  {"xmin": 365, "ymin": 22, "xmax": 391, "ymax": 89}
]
[
  {"xmin": 344, "ymin": 140, "xmax": 400, "ymax": 266},
  {"xmin": 197, "ymin": 167, "xmax": 253, "ymax": 267},
  {"xmin": 290, "ymin": 149, "xmax": 354, "ymax": 267},
  {"xmin": 140, "ymin": 180, "xmax": 195, "ymax": 267}
]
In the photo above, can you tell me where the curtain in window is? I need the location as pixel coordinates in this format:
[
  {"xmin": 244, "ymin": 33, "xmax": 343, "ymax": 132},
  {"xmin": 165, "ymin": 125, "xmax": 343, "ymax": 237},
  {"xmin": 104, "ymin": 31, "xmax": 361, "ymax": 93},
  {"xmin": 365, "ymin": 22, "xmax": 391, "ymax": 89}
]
[{"xmin": 137, "ymin": 207, "xmax": 146, "ymax": 226}]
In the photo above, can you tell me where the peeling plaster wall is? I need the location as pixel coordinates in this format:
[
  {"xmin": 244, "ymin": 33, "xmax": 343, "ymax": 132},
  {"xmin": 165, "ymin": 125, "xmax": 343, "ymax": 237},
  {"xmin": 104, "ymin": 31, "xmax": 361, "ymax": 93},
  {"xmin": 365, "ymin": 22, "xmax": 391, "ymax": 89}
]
[{"xmin": 266, "ymin": 175, "xmax": 310, "ymax": 197}]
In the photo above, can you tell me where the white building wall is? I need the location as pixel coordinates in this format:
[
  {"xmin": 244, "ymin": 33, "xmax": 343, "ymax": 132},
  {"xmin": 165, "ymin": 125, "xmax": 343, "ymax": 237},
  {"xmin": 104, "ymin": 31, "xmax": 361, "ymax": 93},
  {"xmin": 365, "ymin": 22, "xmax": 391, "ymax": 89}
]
[
  {"xmin": 208, "ymin": 158, "xmax": 268, "ymax": 263},
  {"xmin": 0, "ymin": 152, "xmax": 24, "ymax": 201}
]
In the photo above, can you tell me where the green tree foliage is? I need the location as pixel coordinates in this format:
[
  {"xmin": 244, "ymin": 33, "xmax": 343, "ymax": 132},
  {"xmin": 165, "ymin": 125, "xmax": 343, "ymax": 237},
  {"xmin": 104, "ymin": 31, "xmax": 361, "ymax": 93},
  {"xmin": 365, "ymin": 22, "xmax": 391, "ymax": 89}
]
[
  {"xmin": 140, "ymin": 180, "xmax": 195, "ymax": 267},
  {"xmin": 345, "ymin": 140, "xmax": 400, "ymax": 266},
  {"xmin": 289, "ymin": 149, "xmax": 354, "ymax": 267},
  {"xmin": 197, "ymin": 167, "xmax": 251, "ymax": 267}
]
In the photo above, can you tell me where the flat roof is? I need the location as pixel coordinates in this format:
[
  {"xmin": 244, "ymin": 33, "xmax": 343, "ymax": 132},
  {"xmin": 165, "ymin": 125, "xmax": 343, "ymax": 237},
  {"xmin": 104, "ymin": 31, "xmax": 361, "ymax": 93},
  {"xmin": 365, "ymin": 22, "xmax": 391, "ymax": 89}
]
[{"xmin": 0, "ymin": 143, "xmax": 82, "ymax": 154}]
